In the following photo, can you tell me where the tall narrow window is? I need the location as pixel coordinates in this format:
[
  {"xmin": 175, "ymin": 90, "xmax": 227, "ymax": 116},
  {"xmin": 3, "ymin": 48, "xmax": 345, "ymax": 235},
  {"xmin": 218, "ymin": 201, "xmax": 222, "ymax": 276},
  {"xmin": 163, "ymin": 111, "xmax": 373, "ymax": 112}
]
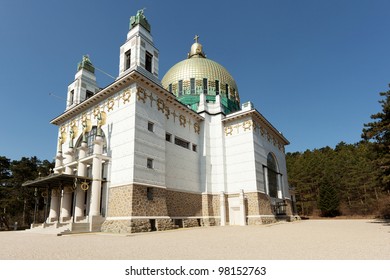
[
  {"xmin": 178, "ymin": 80, "xmax": 183, "ymax": 96},
  {"xmin": 190, "ymin": 78, "xmax": 195, "ymax": 94},
  {"xmin": 70, "ymin": 90, "xmax": 74, "ymax": 104},
  {"xmin": 215, "ymin": 80, "xmax": 220, "ymax": 95},
  {"xmin": 225, "ymin": 84, "xmax": 229, "ymax": 98},
  {"xmin": 203, "ymin": 78, "xmax": 208, "ymax": 94},
  {"xmin": 125, "ymin": 50, "xmax": 131, "ymax": 70},
  {"xmin": 168, "ymin": 84, "xmax": 172, "ymax": 93},
  {"xmin": 267, "ymin": 153, "xmax": 279, "ymax": 198},
  {"xmin": 145, "ymin": 51, "xmax": 153, "ymax": 73}
]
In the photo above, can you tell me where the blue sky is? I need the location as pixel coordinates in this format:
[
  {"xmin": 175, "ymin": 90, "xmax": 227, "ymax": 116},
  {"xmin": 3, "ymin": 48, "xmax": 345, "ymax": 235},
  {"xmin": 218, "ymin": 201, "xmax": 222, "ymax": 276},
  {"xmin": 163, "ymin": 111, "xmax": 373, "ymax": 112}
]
[{"xmin": 0, "ymin": 0, "xmax": 389, "ymax": 161}]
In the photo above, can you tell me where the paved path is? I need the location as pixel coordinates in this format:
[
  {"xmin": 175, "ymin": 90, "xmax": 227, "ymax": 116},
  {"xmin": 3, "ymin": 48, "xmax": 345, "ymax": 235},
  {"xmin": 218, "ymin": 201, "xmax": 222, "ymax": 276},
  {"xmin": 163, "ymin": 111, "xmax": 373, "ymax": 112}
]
[{"xmin": 0, "ymin": 219, "xmax": 389, "ymax": 259}]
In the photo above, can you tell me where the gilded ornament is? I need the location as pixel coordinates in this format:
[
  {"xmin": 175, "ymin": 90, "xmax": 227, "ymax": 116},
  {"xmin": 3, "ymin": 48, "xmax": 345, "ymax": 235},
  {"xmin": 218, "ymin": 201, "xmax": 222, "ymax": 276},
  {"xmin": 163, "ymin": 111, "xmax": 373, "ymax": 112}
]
[
  {"xmin": 107, "ymin": 98, "xmax": 115, "ymax": 111},
  {"xmin": 194, "ymin": 122, "xmax": 200, "ymax": 134},
  {"xmin": 97, "ymin": 111, "xmax": 106, "ymax": 136},
  {"xmin": 225, "ymin": 126, "xmax": 233, "ymax": 136},
  {"xmin": 179, "ymin": 115, "xmax": 186, "ymax": 127},
  {"xmin": 164, "ymin": 106, "xmax": 170, "ymax": 119},
  {"xmin": 157, "ymin": 98, "xmax": 165, "ymax": 113},
  {"xmin": 243, "ymin": 120, "xmax": 252, "ymax": 131},
  {"xmin": 80, "ymin": 180, "xmax": 89, "ymax": 191},
  {"xmin": 81, "ymin": 114, "xmax": 92, "ymax": 134},
  {"xmin": 93, "ymin": 106, "xmax": 101, "ymax": 118},
  {"xmin": 122, "ymin": 89, "xmax": 131, "ymax": 104},
  {"xmin": 137, "ymin": 86, "xmax": 147, "ymax": 103}
]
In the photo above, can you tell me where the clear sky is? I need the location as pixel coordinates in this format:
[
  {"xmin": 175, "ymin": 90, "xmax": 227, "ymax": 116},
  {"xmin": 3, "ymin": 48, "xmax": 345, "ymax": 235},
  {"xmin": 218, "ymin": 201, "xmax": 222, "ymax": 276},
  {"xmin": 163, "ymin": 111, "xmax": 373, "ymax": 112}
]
[{"xmin": 0, "ymin": 0, "xmax": 389, "ymax": 161}]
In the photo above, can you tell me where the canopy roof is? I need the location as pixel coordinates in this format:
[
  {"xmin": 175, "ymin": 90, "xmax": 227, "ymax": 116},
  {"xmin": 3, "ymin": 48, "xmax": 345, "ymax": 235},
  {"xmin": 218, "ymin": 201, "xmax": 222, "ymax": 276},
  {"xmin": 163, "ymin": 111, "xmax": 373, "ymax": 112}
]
[{"xmin": 22, "ymin": 173, "xmax": 92, "ymax": 188}]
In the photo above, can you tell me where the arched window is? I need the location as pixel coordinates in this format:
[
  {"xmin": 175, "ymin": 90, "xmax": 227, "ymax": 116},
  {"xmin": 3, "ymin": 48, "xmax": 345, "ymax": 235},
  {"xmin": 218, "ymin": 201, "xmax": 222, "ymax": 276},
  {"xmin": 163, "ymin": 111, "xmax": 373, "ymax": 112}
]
[
  {"xmin": 75, "ymin": 126, "xmax": 107, "ymax": 159},
  {"xmin": 267, "ymin": 153, "xmax": 279, "ymax": 198}
]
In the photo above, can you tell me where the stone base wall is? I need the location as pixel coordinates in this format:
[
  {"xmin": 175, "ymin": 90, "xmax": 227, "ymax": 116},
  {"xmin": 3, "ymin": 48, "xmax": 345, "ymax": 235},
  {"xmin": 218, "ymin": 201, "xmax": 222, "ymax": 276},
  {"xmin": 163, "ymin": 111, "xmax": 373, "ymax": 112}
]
[
  {"xmin": 102, "ymin": 184, "xmax": 297, "ymax": 233},
  {"xmin": 166, "ymin": 190, "xmax": 202, "ymax": 217}
]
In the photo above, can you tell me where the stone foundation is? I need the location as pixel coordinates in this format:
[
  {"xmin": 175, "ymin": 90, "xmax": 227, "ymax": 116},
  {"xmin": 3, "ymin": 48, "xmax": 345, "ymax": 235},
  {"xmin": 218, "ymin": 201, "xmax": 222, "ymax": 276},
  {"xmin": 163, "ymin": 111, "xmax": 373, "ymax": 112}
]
[{"xmin": 102, "ymin": 184, "xmax": 298, "ymax": 233}]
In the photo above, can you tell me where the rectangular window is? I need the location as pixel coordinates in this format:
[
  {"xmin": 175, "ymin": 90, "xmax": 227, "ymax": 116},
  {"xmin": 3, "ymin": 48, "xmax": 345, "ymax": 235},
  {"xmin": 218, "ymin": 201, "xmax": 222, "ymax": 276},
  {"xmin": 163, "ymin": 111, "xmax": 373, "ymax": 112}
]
[
  {"xmin": 190, "ymin": 78, "xmax": 195, "ymax": 94},
  {"xmin": 147, "ymin": 187, "xmax": 153, "ymax": 200},
  {"xmin": 70, "ymin": 90, "xmax": 74, "ymax": 104},
  {"xmin": 145, "ymin": 51, "xmax": 153, "ymax": 73},
  {"xmin": 168, "ymin": 84, "xmax": 172, "ymax": 93},
  {"xmin": 215, "ymin": 80, "xmax": 220, "ymax": 95},
  {"xmin": 165, "ymin": 133, "xmax": 172, "ymax": 142},
  {"xmin": 125, "ymin": 50, "xmax": 131, "ymax": 70},
  {"xmin": 86, "ymin": 90, "xmax": 93, "ymax": 99},
  {"xmin": 203, "ymin": 78, "xmax": 208, "ymax": 94},
  {"xmin": 225, "ymin": 84, "xmax": 229, "ymax": 97},
  {"xmin": 178, "ymin": 80, "xmax": 183, "ymax": 96},
  {"xmin": 147, "ymin": 158, "xmax": 154, "ymax": 169},
  {"xmin": 148, "ymin": 121, "xmax": 154, "ymax": 132},
  {"xmin": 192, "ymin": 144, "xmax": 197, "ymax": 152},
  {"xmin": 175, "ymin": 137, "xmax": 190, "ymax": 149}
]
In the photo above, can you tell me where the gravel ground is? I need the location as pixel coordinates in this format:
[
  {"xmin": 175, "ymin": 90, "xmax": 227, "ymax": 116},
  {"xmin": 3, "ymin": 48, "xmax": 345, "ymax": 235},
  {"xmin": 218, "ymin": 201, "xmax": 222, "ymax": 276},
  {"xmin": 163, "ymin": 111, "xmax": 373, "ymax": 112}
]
[{"xmin": 0, "ymin": 219, "xmax": 389, "ymax": 260}]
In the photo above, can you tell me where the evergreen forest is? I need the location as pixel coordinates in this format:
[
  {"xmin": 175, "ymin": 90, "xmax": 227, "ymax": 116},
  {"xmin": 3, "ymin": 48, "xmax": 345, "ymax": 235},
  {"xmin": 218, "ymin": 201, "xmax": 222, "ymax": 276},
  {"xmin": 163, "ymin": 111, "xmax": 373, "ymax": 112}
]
[{"xmin": 287, "ymin": 88, "xmax": 390, "ymax": 218}]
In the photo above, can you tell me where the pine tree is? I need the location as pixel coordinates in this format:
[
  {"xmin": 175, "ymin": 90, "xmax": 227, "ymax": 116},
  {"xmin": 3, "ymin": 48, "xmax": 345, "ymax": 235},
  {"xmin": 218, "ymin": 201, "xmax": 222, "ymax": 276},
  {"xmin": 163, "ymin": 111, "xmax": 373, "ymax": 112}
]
[
  {"xmin": 318, "ymin": 182, "xmax": 340, "ymax": 217},
  {"xmin": 362, "ymin": 89, "xmax": 390, "ymax": 190}
]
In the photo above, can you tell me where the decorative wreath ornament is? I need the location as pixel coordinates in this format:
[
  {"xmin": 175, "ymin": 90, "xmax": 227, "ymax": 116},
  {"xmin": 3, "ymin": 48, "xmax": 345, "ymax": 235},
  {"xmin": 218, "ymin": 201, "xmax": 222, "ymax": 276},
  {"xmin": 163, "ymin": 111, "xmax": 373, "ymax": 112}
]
[
  {"xmin": 243, "ymin": 120, "xmax": 252, "ymax": 131},
  {"xmin": 122, "ymin": 89, "xmax": 131, "ymax": 104},
  {"xmin": 179, "ymin": 115, "xmax": 186, "ymax": 127},
  {"xmin": 41, "ymin": 190, "xmax": 48, "ymax": 198},
  {"xmin": 107, "ymin": 98, "xmax": 115, "ymax": 111},
  {"xmin": 80, "ymin": 180, "xmax": 89, "ymax": 191},
  {"xmin": 225, "ymin": 126, "xmax": 233, "ymax": 136},
  {"xmin": 157, "ymin": 98, "xmax": 165, "ymax": 113},
  {"xmin": 137, "ymin": 87, "xmax": 147, "ymax": 103},
  {"xmin": 194, "ymin": 122, "xmax": 200, "ymax": 134}
]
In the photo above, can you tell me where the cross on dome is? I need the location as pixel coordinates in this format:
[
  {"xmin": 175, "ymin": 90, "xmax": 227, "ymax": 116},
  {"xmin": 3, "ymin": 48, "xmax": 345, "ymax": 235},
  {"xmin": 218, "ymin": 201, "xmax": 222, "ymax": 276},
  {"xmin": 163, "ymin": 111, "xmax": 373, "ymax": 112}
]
[{"xmin": 194, "ymin": 35, "xmax": 199, "ymax": 43}]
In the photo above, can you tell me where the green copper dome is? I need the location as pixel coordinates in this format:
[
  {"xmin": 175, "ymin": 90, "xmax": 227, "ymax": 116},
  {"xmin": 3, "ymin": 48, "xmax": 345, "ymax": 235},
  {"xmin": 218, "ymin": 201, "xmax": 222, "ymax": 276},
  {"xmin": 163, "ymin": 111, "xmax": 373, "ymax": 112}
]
[{"xmin": 161, "ymin": 37, "xmax": 240, "ymax": 113}]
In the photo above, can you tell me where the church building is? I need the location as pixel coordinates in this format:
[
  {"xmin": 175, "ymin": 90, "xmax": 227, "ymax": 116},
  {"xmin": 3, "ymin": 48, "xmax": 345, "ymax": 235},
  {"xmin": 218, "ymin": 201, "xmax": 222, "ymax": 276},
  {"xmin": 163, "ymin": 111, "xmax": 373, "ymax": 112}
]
[{"xmin": 24, "ymin": 10, "xmax": 296, "ymax": 234}]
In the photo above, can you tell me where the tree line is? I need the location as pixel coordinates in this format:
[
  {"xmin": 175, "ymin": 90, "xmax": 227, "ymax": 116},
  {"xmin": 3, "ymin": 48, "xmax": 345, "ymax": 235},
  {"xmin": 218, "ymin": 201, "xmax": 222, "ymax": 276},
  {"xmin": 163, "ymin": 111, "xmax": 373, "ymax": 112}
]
[
  {"xmin": 0, "ymin": 156, "xmax": 54, "ymax": 229},
  {"xmin": 287, "ymin": 88, "xmax": 390, "ymax": 218}
]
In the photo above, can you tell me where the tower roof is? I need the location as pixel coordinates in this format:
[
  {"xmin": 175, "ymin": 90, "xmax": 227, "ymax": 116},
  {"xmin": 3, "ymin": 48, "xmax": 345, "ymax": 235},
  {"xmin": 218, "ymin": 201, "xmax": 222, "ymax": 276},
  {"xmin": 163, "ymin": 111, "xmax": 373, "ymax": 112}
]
[
  {"xmin": 129, "ymin": 9, "xmax": 151, "ymax": 33},
  {"xmin": 77, "ymin": 55, "xmax": 95, "ymax": 74}
]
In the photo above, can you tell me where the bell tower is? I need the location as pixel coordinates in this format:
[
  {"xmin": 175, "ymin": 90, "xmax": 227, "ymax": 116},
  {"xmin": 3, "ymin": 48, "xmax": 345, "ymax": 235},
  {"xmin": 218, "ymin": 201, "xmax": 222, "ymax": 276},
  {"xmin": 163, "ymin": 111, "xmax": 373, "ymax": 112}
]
[
  {"xmin": 66, "ymin": 55, "xmax": 99, "ymax": 110},
  {"xmin": 118, "ymin": 9, "xmax": 160, "ymax": 84}
]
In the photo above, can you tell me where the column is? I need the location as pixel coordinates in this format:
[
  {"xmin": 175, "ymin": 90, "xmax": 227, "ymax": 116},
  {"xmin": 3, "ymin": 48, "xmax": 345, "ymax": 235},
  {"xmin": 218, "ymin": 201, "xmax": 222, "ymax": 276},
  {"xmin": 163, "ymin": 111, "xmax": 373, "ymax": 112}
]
[
  {"xmin": 75, "ymin": 142, "xmax": 88, "ymax": 220},
  {"xmin": 48, "ymin": 149, "xmax": 63, "ymax": 222},
  {"xmin": 219, "ymin": 191, "xmax": 226, "ymax": 226},
  {"xmin": 61, "ymin": 148, "xmax": 74, "ymax": 222},
  {"xmin": 239, "ymin": 189, "xmax": 246, "ymax": 226},
  {"xmin": 89, "ymin": 136, "xmax": 103, "ymax": 217},
  {"xmin": 47, "ymin": 189, "xmax": 60, "ymax": 223}
]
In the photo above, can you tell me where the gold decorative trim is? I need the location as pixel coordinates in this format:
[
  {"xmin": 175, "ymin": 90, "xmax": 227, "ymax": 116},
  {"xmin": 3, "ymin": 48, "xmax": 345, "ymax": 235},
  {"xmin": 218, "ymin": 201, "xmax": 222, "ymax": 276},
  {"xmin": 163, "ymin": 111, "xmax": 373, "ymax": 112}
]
[{"xmin": 122, "ymin": 89, "xmax": 131, "ymax": 104}]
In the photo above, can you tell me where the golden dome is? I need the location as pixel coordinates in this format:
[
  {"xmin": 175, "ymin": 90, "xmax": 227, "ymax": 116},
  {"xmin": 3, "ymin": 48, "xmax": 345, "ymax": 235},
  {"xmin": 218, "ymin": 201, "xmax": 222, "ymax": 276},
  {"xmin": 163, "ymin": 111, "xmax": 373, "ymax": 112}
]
[{"xmin": 161, "ymin": 37, "xmax": 240, "ymax": 112}]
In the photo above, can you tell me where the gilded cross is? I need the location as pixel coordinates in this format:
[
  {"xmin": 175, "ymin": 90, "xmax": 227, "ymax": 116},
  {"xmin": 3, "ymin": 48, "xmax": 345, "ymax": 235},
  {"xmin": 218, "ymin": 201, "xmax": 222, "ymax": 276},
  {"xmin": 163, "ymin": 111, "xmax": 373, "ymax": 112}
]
[{"xmin": 194, "ymin": 35, "xmax": 199, "ymax": 43}]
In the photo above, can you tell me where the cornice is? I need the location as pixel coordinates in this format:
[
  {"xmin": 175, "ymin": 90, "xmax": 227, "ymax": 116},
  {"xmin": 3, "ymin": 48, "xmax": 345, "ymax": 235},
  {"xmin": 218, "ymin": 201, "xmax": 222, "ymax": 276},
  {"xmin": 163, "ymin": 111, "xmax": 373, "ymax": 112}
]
[{"xmin": 50, "ymin": 70, "xmax": 203, "ymax": 126}]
